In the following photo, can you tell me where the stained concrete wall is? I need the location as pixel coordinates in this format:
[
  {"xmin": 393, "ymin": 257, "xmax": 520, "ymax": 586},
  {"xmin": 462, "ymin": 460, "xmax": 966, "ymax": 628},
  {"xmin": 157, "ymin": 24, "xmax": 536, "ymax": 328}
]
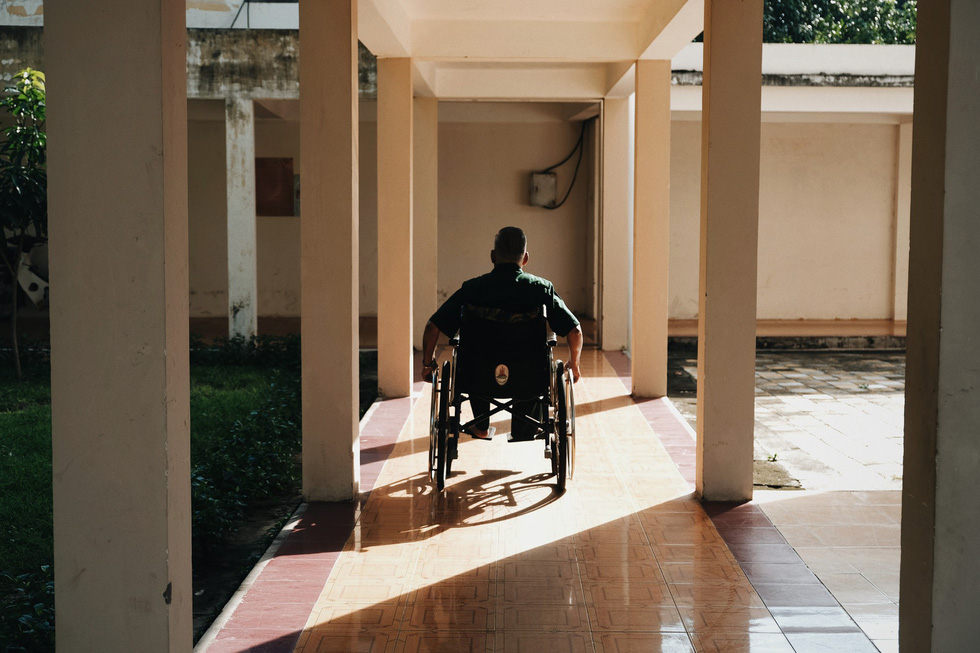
[
  {"xmin": 4, "ymin": 23, "xmax": 910, "ymax": 327},
  {"xmin": 188, "ymin": 108, "xmax": 907, "ymax": 325},
  {"xmin": 670, "ymin": 118, "xmax": 903, "ymax": 321},
  {"xmin": 187, "ymin": 100, "xmax": 379, "ymax": 318}
]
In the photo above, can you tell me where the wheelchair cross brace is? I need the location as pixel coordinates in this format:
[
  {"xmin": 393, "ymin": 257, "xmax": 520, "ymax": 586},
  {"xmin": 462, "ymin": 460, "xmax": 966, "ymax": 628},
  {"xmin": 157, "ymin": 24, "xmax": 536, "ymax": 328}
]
[{"xmin": 454, "ymin": 392, "xmax": 551, "ymax": 438}]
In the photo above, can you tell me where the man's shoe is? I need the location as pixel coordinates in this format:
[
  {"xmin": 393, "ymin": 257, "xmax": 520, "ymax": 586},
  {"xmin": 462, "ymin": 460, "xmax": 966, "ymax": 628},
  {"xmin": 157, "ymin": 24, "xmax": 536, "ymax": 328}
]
[
  {"xmin": 466, "ymin": 426, "xmax": 495, "ymax": 440},
  {"xmin": 507, "ymin": 428, "xmax": 544, "ymax": 443}
]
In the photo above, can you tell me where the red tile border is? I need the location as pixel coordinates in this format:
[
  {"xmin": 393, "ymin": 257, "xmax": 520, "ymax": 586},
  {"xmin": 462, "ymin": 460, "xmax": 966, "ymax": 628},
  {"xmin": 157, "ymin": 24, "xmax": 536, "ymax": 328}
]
[
  {"xmin": 605, "ymin": 351, "xmax": 876, "ymax": 646},
  {"xmin": 195, "ymin": 385, "xmax": 421, "ymax": 653}
]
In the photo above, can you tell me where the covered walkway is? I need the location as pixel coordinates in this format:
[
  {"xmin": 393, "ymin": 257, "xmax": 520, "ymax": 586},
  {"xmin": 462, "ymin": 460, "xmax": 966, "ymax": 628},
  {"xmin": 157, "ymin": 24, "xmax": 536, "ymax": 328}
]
[
  {"xmin": 198, "ymin": 350, "xmax": 892, "ymax": 652},
  {"xmin": 43, "ymin": 0, "xmax": 980, "ymax": 649}
]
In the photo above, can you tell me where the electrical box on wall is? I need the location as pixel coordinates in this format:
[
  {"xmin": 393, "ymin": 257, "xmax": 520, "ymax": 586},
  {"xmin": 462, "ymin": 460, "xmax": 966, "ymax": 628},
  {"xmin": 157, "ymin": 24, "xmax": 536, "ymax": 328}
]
[{"xmin": 530, "ymin": 172, "xmax": 557, "ymax": 207}]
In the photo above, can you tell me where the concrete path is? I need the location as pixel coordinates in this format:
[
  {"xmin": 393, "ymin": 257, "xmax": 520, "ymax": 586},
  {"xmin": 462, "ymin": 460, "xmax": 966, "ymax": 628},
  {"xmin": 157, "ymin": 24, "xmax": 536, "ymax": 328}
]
[{"xmin": 669, "ymin": 350, "xmax": 905, "ymax": 492}]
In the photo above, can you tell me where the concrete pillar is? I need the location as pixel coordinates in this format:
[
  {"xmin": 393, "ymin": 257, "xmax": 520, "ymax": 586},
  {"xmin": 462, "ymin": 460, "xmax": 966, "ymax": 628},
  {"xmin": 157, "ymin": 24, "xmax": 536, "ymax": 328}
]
[
  {"xmin": 893, "ymin": 120, "xmax": 912, "ymax": 323},
  {"xmin": 631, "ymin": 60, "xmax": 671, "ymax": 398},
  {"xmin": 601, "ymin": 97, "xmax": 630, "ymax": 352},
  {"xmin": 46, "ymin": 0, "xmax": 191, "ymax": 650},
  {"xmin": 695, "ymin": 0, "xmax": 763, "ymax": 501},
  {"xmin": 413, "ymin": 97, "xmax": 438, "ymax": 350},
  {"xmin": 299, "ymin": 0, "xmax": 360, "ymax": 500},
  {"xmin": 901, "ymin": 2, "xmax": 980, "ymax": 649},
  {"xmin": 225, "ymin": 95, "xmax": 258, "ymax": 339},
  {"xmin": 377, "ymin": 57, "xmax": 414, "ymax": 397}
]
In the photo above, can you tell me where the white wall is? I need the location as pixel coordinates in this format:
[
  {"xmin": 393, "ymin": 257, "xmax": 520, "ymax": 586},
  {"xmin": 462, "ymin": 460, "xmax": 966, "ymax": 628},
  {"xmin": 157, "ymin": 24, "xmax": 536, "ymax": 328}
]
[
  {"xmin": 437, "ymin": 111, "xmax": 591, "ymax": 316},
  {"xmin": 188, "ymin": 114, "xmax": 227, "ymax": 317},
  {"xmin": 669, "ymin": 118, "xmax": 902, "ymax": 321},
  {"xmin": 254, "ymin": 119, "xmax": 301, "ymax": 316},
  {"xmin": 188, "ymin": 101, "xmax": 907, "ymax": 327},
  {"xmin": 187, "ymin": 99, "xmax": 379, "ymax": 318}
]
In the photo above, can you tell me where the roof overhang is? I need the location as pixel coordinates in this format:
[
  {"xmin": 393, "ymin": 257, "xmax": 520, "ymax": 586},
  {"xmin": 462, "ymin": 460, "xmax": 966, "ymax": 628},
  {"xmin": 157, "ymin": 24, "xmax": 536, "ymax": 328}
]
[{"xmin": 358, "ymin": 0, "xmax": 703, "ymax": 100}]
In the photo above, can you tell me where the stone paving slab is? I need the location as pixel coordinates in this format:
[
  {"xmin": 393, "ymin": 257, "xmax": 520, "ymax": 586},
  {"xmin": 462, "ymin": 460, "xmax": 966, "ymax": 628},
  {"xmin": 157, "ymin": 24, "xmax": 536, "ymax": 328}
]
[{"xmin": 669, "ymin": 350, "xmax": 905, "ymax": 492}]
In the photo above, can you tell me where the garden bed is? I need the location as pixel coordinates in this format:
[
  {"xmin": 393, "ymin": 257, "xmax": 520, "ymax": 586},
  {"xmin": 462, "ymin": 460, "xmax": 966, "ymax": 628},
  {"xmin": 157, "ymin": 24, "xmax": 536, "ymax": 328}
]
[{"xmin": 0, "ymin": 338, "xmax": 379, "ymax": 650}]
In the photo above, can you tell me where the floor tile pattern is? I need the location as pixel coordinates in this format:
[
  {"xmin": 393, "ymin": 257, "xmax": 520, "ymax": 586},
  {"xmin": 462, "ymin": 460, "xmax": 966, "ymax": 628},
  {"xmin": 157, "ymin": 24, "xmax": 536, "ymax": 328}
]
[
  {"xmin": 202, "ymin": 349, "xmax": 903, "ymax": 653},
  {"xmin": 608, "ymin": 349, "xmax": 898, "ymax": 652},
  {"xmin": 199, "ymin": 395, "xmax": 413, "ymax": 653},
  {"xmin": 295, "ymin": 350, "xmax": 782, "ymax": 652},
  {"xmin": 754, "ymin": 490, "xmax": 900, "ymax": 653}
]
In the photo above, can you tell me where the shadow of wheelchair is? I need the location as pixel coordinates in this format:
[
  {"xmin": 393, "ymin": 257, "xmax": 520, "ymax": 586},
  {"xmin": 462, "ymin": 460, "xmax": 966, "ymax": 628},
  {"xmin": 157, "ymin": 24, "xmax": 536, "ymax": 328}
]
[
  {"xmin": 427, "ymin": 468, "xmax": 562, "ymax": 525},
  {"xmin": 372, "ymin": 467, "xmax": 562, "ymax": 533}
]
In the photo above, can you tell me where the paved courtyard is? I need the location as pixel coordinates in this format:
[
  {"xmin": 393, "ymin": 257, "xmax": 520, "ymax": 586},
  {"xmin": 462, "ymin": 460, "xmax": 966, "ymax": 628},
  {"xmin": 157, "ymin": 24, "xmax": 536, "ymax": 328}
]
[{"xmin": 669, "ymin": 349, "xmax": 906, "ymax": 492}]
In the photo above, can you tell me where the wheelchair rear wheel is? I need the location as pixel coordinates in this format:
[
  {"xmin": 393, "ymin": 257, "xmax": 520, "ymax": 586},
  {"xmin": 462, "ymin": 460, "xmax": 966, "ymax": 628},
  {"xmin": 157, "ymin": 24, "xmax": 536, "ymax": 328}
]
[
  {"xmin": 555, "ymin": 362, "xmax": 570, "ymax": 493},
  {"xmin": 435, "ymin": 360, "xmax": 452, "ymax": 490},
  {"xmin": 428, "ymin": 365, "xmax": 439, "ymax": 482},
  {"xmin": 565, "ymin": 365, "xmax": 576, "ymax": 481}
]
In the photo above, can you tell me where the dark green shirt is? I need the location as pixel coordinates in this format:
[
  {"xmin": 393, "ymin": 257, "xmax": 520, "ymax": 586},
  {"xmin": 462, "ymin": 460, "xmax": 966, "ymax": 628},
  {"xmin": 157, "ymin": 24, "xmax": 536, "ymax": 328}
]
[{"xmin": 430, "ymin": 263, "xmax": 580, "ymax": 338}]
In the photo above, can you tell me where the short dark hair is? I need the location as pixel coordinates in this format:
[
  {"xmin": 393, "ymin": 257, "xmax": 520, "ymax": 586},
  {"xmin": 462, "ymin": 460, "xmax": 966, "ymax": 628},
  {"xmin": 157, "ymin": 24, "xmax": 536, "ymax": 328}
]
[{"xmin": 493, "ymin": 226, "xmax": 527, "ymax": 263}]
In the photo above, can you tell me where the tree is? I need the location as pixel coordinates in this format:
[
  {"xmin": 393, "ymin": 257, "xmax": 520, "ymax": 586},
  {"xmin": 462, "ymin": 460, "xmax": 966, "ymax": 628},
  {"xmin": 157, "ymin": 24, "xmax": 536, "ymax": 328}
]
[
  {"xmin": 763, "ymin": 0, "xmax": 916, "ymax": 44},
  {"xmin": 0, "ymin": 68, "xmax": 47, "ymax": 380}
]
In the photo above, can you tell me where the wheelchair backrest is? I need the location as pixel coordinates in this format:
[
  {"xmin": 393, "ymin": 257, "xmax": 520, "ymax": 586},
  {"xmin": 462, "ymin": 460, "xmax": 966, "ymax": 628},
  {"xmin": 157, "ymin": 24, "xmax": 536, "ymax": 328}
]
[{"xmin": 455, "ymin": 304, "xmax": 551, "ymax": 400}]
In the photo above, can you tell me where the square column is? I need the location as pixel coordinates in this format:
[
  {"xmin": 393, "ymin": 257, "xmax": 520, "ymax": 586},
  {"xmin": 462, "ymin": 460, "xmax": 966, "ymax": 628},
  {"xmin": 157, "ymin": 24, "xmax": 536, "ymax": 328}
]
[
  {"xmin": 413, "ymin": 97, "xmax": 438, "ymax": 350},
  {"xmin": 901, "ymin": 2, "xmax": 980, "ymax": 649},
  {"xmin": 695, "ymin": 0, "xmax": 763, "ymax": 501},
  {"xmin": 631, "ymin": 60, "xmax": 671, "ymax": 398},
  {"xmin": 225, "ymin": 96, "xmax": 258, "ymax": 339},
  {"xmin": 300, "ymin": 0, "xmax": 360, "ymax": 500},
  {"xmin": 46, "ymin": 0, "xmax": 191, "ymax": 649},
  {"xmin": 893, "ymin": 121, "xmax": 912, "ymax": 323},
  {"xmin": 377, "ymin": 57, "xmax": 414, "ymax": 397},
  {"xmin": 600, "ymin": 97, "xmax": 630, "ymax": 352}
]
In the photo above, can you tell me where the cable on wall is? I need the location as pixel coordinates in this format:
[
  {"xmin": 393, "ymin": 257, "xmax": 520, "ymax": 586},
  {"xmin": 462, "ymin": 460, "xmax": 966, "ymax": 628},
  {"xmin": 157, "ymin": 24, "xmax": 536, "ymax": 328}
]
[{"xmin": 537, "ymin": 121, "xmax": 588, "ymax": 210}]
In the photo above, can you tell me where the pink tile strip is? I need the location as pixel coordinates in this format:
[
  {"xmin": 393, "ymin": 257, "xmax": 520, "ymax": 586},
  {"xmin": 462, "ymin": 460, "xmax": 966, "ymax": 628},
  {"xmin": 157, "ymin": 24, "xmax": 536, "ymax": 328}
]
[
  {"xmin": 604, "ymin": 350, "xmax": 877, "ymax": 645},
  {"xmin": 195, "ymin": 382, "xmax": 420, "ymax": 653}
]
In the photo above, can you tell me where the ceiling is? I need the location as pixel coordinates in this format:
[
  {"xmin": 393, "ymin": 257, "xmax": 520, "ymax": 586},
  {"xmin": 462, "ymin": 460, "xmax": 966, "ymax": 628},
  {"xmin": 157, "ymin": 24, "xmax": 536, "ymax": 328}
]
[{"xmin": 357, "ymin": 0, "xmax": 703, "ymax": 100}]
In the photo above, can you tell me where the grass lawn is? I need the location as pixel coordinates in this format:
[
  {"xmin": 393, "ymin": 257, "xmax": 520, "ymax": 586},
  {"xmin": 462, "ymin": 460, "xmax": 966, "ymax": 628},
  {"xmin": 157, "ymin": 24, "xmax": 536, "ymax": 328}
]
[
  {"xmin": 0, "ymin": 343, "xmax": 379, "ymax": 650},
  {"xmin": 0, "ymin": 366, "xmax": 53, "ymax": 585}
]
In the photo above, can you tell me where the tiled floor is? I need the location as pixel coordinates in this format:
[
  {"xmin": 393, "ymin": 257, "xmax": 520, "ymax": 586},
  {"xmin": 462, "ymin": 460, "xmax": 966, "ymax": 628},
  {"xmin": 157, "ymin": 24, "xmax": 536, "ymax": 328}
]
[
  {"xmin": 200, "ymin": 348, "xmax": 902, "ymax": 653},
  {"xmin": 295, "ymin": 350, "xmax": 781, "ymax": 652},
  {"xmin": 610, "ymin": 350, "xmax": 902, "ymax": 652}
]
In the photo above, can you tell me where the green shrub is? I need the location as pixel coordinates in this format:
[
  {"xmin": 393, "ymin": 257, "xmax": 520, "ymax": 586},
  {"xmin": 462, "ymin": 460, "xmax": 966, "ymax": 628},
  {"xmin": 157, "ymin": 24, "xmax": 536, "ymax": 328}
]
[
  {"xmin": 0, "ymin": 565, "xmax": 54, "ymax": 652},
  {"xmin": 0, "ymin": 334, "xmax": 380, "ymax": 645},
  {"xmin": 191, "ymin": 367, "xmax": 302, "ymax": 552},
  {"xmin": 189, "ymin": 333, "xmax": 301, "ymax": 370}
]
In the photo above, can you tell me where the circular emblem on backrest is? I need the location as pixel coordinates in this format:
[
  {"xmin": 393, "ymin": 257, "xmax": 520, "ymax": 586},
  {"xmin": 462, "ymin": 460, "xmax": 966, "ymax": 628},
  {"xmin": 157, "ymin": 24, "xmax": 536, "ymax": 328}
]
[{"xmin": 495, "ymin": 364, "xmax": 509, "ymax": 386}]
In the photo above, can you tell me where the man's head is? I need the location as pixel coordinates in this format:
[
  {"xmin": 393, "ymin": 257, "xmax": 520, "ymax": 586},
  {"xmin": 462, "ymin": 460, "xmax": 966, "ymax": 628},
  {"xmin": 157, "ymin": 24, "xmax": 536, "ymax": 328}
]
[{"xmin": 491, "ymin": 226, "xmax": 529, "ymax": 267}]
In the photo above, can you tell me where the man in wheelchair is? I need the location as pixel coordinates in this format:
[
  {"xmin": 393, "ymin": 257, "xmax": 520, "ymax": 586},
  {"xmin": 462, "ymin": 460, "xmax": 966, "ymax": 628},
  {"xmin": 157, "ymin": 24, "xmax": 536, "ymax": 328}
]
[{"xmin": 421, "ymin": 226, "xmax": 583, "ymax": 443}]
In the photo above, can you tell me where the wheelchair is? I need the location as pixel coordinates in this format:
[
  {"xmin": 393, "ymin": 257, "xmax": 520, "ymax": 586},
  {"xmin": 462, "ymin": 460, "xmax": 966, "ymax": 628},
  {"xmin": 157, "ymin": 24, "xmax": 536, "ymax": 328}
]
[{"xmin": 428, "ymin": 304, "xmax": 576, "ymax": 493}]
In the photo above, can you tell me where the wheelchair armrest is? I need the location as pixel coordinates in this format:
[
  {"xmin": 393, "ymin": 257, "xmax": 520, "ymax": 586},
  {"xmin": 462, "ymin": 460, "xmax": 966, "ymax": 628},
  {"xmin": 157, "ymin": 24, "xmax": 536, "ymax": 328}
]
[{"xmin": 547, "ymin": 333, "xmax": 557, "ymax": 347}]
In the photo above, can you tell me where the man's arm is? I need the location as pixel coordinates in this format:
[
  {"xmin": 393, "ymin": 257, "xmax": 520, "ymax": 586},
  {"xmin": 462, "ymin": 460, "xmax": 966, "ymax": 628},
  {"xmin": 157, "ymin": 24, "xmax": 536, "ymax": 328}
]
[
  {"xmin": 421, "ymin": 320, "xmax": 442, "ymax": 382},
  {"xmin": 565, "ymin": 324, "xmax": 583, "ymax": 382}
]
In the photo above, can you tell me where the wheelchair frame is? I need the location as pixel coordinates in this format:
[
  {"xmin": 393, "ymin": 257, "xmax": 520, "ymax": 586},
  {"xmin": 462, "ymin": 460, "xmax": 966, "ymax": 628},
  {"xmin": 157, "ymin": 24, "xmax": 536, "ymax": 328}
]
[{"xmin": 428, "ymin": 306, "xmax": 576, "ymax": 493}]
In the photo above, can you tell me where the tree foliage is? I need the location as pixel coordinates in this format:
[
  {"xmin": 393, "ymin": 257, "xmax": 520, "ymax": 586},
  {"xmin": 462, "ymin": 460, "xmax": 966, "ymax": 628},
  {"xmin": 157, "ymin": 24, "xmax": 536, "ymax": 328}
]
[
  {"xmin": 0, "ymin": 69, "xmax": 46, "ymax": 238},
  {"xmin": 0, "ymin": 68, "xmax": 46, "ymax": 380},
  {"xmin": 763, "ymin": 0, "xmax": 916, "ymax": 44}
]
